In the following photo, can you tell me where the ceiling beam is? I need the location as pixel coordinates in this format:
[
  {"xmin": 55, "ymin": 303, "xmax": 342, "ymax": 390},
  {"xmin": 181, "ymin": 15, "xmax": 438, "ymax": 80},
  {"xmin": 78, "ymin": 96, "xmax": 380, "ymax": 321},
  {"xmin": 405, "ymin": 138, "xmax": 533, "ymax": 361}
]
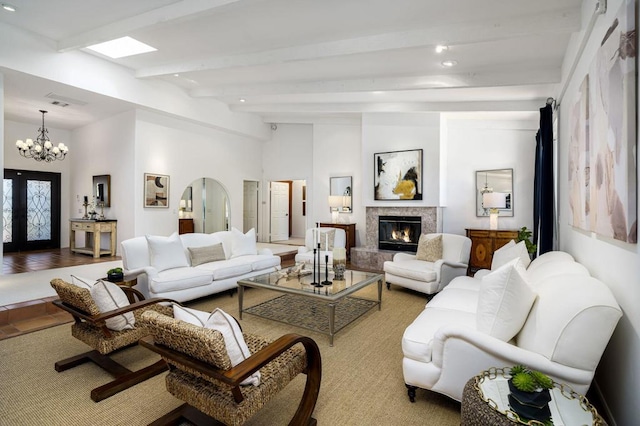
[
  {"xmin": 136, "ymin": 7, "xmax": 579, "ymax": 78},
  {"xmin": 189, "ymin": 65, "xmax": 560, "ymax": 98},
  {"xmin": 56, "ymin": 0, "xmax": 244, "ymax": 52},
  {"xmin": 229, "ymin": 99, "xmax": 547, "ymax": 114}
]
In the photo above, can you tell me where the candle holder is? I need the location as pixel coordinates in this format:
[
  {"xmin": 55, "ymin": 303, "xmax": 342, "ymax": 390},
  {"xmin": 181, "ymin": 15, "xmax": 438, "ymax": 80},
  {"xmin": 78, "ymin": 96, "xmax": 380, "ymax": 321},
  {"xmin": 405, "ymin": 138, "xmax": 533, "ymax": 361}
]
[
  {"xmin": 322, "ymin": 254, "xmax": 332, "ymax": 285},
  {"xmin": 82, "ymin": 202, "xmax": 90, "ymax": 219},
  {"xmin": 98, "ymin": 202, "xmax": 105, "ymax": 220},
  {"xmin": 311, "ymin": 248, "xmax": 322, "ymax": 287}
]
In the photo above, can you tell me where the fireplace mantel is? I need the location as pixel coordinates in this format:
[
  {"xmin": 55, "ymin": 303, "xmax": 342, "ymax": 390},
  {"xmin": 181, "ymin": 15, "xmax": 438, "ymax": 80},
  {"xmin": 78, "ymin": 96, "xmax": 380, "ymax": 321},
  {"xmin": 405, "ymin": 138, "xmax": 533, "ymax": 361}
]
[{"xmin": 352, "ymin": 206, "xmax": 442, "ymax": 271}]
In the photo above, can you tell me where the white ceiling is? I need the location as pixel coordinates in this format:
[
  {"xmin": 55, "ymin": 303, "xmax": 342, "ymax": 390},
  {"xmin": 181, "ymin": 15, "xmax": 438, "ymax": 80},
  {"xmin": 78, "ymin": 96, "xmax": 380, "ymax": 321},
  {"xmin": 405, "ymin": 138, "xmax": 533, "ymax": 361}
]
[{"xmin": 0, "ymin": 0, "xmax": 582, "ymax": 129}]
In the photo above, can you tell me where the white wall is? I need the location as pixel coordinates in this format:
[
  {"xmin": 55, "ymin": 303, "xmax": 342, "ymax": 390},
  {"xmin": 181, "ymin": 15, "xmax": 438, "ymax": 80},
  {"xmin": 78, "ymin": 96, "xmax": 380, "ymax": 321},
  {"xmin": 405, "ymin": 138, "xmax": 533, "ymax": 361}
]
[
  {"xmin": 3, "ymin": 119, "xmax": 73, "ymax": 249},
  {"xmin": 443, "ymin": 115, "xmax": 537, "ymax": 235},
  {"xmin": 557, "ymin": 0, "xmax": 638, "ymax": 424},
  {"xmin": 133, "ymin": 110, "xmax": 264, "ymax": 237},
  {"xmin": 362, "ymin": 112, "xmax": 441, "ymax": 206},
  {"xmin": 70, "ymin": 111, "xmax": 136, "ymax": 250},
  {"xmin": 313, "ymin": 124, "xmax": 365, "ymax": 245},
  {"xmin": 262, "ymin": 124, "xmax": 314, "ymax": 241}
]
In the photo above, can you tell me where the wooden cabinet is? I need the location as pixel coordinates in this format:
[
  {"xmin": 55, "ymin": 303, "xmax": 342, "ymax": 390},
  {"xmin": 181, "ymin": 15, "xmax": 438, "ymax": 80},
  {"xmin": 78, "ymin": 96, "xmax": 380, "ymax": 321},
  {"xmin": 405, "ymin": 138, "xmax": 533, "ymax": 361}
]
[
  {"xmin": 179, "ymin": 218, "xmax": 194, "ymax": 234},
  {"xmin": 319, "ymin": 222, "xmax": 356, "ymax": 260},
  {"xmin": 69, "ymin": 219, "xmax": 117, "ymax": 258},
  {"xmin": 465, "ymin": 228, "xmax": 519, "ymax": 275}
]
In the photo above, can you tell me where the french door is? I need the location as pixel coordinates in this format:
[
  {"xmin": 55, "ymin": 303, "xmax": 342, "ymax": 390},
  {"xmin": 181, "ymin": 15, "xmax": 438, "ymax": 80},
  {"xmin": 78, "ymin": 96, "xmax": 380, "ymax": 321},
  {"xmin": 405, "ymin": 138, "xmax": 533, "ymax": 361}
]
[{"xmin": 3, "ymin": 169, "xmax": 61, "ymax": 252}]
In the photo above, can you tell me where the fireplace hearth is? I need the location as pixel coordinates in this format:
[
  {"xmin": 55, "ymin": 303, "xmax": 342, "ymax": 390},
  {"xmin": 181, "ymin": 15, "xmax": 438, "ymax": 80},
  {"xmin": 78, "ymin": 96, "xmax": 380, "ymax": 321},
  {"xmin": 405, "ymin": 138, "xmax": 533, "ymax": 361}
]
[{"xmin": 378, "ymin": 215, "xmax": 421, "ymax": 252}]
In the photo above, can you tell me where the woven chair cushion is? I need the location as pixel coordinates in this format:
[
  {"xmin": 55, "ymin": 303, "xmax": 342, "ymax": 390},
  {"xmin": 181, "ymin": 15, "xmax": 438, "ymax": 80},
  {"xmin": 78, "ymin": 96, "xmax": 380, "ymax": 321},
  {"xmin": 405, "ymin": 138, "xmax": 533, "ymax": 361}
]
[
  {"xmin": 72, "ymin": 303, "xmax": 172, "ymax": 355},
  {"xmin": 165, "ymin": 333, "xmax": 307, "ymax": 426},
  {"xmin": 51, "ymin": 278, "xmax": 101, "ymax": 316},
  {"xmin": 140, "ymin": 310, "xmax": 233, "ymax": 370}
]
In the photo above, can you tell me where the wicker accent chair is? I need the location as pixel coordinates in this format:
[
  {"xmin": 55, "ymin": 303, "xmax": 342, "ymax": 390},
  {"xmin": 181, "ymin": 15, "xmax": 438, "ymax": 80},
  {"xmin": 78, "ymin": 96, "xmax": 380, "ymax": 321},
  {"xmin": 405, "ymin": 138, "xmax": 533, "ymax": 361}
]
[
  {"xmin": 50, "ymin": 278, "xmax": 174, "ymax": 402},
  {"xmin": 139, "ymin": 309, "xmax": 322, "ymax": 426}
]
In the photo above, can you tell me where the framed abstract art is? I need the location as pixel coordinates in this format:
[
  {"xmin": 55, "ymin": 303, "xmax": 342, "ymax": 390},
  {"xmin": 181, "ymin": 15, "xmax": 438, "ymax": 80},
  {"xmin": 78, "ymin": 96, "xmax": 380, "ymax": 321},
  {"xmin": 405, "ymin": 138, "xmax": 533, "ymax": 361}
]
[
  {"xmin": 144, "ymin": 173, "xmax": 169, "ymax": 208},
  {"xmin": 374, "ymin": 149, "xmax": 423, "ymax": 200}
]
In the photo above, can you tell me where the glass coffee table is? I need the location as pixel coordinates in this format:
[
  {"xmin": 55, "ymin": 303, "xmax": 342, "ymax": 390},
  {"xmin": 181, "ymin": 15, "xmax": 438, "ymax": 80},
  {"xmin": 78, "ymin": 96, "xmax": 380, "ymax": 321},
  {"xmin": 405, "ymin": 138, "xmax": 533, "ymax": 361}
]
[{"xmin": 238, "ymin": 268, "xmax": 383, "ymax": 346}]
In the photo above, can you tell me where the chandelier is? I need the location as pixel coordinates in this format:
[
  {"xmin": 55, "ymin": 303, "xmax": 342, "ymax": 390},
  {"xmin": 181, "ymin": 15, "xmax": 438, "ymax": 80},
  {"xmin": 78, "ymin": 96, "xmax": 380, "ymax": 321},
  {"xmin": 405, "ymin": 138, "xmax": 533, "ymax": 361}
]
[{"xmin": 16, "ymin": 110, "xmax": 68, "ymax": 162}]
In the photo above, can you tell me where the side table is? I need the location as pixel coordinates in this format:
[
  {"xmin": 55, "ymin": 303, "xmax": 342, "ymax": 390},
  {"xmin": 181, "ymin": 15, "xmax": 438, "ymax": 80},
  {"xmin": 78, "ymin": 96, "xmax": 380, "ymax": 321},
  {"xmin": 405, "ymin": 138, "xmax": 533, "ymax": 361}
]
[{"xmin": 461, "ymin": 367, "xmax": 605, "ymax": 426}]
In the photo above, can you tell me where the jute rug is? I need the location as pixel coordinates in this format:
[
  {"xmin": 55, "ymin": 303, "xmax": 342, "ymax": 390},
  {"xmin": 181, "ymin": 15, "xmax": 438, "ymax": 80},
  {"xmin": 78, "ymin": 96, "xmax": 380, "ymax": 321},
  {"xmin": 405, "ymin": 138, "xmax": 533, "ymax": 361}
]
[
  {"xmin": 243, "ymin": 294, "xmax": 378, "ymax": 334},
  {"xmin": 0, "ymin": 284, "xmax": 461, "ymax": 425}
]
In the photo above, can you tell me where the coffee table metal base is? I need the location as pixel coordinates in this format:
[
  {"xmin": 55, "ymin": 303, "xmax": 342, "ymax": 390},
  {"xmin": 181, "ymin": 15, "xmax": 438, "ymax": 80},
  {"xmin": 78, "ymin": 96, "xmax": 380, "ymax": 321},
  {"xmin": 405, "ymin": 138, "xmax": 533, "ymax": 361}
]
[{"xmin": 238, "ymin": 279, "xmax": 382, "ymax": 346}]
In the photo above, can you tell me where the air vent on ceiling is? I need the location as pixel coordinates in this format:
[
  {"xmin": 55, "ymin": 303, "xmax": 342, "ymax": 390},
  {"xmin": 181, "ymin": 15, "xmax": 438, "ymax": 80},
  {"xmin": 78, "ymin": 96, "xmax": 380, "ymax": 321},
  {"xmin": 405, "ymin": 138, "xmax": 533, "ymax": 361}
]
[
  {"xmin": 50, "ymin": 100, "xmax": 70, "ymax": 107},
  {"xmin": 45, "ymin": 92, "xmax": 88, "ymax": 106}
]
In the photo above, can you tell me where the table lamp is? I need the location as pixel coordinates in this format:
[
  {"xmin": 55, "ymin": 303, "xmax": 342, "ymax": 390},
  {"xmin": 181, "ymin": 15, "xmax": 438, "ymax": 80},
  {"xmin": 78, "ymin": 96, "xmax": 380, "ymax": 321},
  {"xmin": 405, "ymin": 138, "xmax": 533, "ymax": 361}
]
[
  {"xmin": 482, "ymin": 192, "xmax": 507, "ymax": 230},
  {"xmin": 328, "ymin": 195, "xmax": 343, "ymax": 223}
]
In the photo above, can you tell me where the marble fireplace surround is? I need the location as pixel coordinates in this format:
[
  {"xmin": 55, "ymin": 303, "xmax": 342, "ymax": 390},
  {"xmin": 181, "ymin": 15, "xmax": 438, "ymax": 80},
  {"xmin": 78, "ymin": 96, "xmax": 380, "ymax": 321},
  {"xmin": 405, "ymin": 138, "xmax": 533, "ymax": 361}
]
[{"xmin": 352, "ymin": 206, "xmax": 442, "ymax": 271}]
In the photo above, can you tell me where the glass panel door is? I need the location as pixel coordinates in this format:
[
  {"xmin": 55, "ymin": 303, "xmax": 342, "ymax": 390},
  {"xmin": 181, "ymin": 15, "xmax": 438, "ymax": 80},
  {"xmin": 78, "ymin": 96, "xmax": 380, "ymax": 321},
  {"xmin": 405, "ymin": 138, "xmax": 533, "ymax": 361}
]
[{"xmin": 3, "ymin": 169, "xmax": 61, "ymax": 252}]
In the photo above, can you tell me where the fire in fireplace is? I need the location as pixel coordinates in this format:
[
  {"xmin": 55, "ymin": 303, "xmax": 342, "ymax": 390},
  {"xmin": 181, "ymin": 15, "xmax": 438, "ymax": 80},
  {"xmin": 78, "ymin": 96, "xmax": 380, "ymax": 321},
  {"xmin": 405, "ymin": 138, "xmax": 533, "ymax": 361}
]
[{"xmin": 378, "ymin": 216, "xmax": 422, "ymax": 252}]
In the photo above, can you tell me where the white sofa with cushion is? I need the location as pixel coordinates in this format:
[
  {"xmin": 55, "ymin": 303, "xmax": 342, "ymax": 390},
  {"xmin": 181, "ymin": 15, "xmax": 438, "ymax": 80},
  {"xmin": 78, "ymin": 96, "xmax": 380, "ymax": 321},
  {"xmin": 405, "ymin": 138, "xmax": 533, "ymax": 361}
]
[
  {"xmin": 121, "ymin": 229, "xmax": 280, "ymax": 303},
  {"xmin": 295, "ymin": 227, "xmax": 346, "ymax": 266},
  {"xmin": 401, "ymin": 250, "xmax": 622, "ymax": 402},
  {"xmin": 384, "ymin": 233, "xmax": 472, "ymax": 295}
]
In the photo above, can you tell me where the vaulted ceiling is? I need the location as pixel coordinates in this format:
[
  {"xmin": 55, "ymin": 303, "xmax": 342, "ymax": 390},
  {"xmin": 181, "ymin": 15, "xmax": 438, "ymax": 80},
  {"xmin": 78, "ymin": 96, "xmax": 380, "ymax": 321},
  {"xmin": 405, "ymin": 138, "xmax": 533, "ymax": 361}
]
[{"xmin": 1, "ymin": 0, "xmax": 583, "ymax": 128}]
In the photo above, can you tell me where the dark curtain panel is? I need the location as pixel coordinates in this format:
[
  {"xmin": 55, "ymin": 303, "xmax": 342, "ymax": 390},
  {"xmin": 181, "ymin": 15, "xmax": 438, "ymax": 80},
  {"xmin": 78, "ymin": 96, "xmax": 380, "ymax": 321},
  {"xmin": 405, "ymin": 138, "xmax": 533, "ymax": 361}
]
[{"xmin": 533, "ymin": 104, "xmax": 554, "ymax": 254}]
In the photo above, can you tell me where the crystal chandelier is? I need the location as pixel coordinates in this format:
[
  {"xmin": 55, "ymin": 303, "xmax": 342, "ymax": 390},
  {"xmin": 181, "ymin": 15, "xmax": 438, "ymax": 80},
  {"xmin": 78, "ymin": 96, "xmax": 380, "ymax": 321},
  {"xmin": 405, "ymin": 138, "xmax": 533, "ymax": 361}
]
[{"xmin": 15, "ymin": 110, "xmax": 68, "ymax": 162}]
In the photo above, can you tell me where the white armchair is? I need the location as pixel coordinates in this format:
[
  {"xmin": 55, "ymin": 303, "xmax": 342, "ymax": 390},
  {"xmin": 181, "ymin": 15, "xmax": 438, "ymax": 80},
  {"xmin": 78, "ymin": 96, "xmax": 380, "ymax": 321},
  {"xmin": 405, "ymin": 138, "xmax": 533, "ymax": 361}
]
[
  {"xmin": 295, "ymin": 227, "xmax": 346, "ymax": 266},
  {"xmin": 383, "ymin": 233, "xmax": 471, "ymax": 295}
]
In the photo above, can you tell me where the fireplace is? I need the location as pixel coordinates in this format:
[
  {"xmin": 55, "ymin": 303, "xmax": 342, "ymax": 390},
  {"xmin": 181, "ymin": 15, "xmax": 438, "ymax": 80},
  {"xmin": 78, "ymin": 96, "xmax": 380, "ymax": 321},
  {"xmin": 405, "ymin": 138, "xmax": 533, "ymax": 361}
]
[{"xmin": 378, "ymin": 216, "xmax": 421, "ymax": 252}]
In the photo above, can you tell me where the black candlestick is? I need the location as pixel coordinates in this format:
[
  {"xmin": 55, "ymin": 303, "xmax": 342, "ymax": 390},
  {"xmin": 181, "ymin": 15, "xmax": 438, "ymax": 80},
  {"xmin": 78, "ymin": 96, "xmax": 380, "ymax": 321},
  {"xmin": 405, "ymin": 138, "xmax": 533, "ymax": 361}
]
[
  {"xmin": 322, "ymin": 254, "xmax": 332, "ymax": 285},
  {"xmin": 311, "ymin": 248, "xmax": 321, "ymax": 287}
]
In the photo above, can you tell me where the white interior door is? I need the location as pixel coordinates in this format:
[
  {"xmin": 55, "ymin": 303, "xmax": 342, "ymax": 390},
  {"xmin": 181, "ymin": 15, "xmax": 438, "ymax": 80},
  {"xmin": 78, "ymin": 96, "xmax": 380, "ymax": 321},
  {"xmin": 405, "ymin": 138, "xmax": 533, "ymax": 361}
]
[
  {"xmin": 270, "ymin": 181, "xmax": 289, "ymax": 241},
  {"xmin": 243, "ymin": 180, "xmax": 259, "ymax": 234}
]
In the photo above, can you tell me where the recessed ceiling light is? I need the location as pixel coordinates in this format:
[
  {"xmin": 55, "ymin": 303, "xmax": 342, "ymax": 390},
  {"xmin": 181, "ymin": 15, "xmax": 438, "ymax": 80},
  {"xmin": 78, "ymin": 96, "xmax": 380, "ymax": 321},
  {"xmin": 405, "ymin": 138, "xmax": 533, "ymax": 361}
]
[
  {"xmin": 435, "ymin": 45, "xmax": 448, "ymax": 53},
  {"xmin": 441, "ymin": 60, "xmax": 458, "ymax": 67},
  {"xmin": 173, "ymin": 73, "xmax": 180, "ymax": 77},
  {"xmin": 239, "ymin": 98, "xmax": 246, "ymax": 103},
  {"xmin": 2, "ymin": 3, "xmax": 17, "ymax": 12},
  {"xmin": 86, "ymin": 36, "xmax": 156, "ymax": 59}
]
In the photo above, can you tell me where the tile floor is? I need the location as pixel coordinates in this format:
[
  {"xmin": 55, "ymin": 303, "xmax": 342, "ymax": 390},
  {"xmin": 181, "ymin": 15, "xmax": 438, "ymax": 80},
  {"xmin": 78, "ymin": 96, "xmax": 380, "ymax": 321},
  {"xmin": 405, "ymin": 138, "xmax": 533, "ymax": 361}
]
[{"xmin": 0, "ymin": 248, "xmax": 118, "ymax": 340}]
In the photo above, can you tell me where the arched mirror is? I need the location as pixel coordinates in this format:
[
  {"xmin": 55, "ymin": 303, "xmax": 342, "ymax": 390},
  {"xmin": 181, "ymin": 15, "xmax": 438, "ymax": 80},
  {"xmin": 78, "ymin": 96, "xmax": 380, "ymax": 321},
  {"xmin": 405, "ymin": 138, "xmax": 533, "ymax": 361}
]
[{"xmin": 179, "ymin": 178, "xmax": 230, "ymax": 233}]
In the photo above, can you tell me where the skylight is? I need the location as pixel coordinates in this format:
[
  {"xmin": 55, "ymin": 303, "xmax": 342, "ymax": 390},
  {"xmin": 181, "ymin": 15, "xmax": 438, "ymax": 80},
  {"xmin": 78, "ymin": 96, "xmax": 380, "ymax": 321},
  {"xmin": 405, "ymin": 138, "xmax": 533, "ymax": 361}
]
[{"xmin": 86, "ymin": 36, "xmax": 156, "ymax": 59}]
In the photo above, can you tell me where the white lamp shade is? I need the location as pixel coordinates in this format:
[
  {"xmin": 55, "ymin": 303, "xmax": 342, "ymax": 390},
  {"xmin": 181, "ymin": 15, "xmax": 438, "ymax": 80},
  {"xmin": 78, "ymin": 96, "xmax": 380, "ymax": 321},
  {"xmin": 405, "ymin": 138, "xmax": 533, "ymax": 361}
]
[
  {"xmin": 482, "ymin": 192, "xmax": 507, "ymax": 209},
  {"xmin": 328, "ymin": 195, "xmax": 343, "ymax": 209}
]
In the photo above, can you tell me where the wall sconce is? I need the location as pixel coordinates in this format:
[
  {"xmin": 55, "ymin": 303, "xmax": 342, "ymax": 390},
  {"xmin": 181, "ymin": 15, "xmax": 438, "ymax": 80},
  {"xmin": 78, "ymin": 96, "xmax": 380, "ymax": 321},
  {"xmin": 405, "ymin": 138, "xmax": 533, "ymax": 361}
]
[
  {"xmin": 328, "ymin": 195, "xmax": 343, "ymax": 223},
  {"xmin": 482, "ymin": 192, "xmax": 506, "ymax": 230}
]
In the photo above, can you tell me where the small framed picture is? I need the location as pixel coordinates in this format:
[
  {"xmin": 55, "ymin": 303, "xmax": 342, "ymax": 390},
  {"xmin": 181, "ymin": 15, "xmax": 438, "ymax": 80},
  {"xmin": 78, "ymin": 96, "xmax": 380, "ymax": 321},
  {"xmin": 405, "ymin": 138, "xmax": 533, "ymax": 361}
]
[{"xmin": 144, "ymin": 173, "xmax": 169, "ymax": 208}]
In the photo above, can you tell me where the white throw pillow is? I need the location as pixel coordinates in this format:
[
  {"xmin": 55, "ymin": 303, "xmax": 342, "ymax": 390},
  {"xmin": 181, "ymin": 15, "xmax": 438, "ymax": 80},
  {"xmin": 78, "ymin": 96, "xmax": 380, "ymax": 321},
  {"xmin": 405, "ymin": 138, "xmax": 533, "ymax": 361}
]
[
  {"xmin": 173, "ymin": 304, "xmax": 210, "ymax": 326},
  {"xmin": 205, "ymin": 308, "xmax": 261, "ymax": 386},
  {"xmin": 146, "ymin": 232, "xmax": 189, "ymax": 272},
  {"xmin": 476, "ymin": 258, "xmax": 537, "ymax": 342},
  {"xmin": 90, "ymin": 280, "xmax": 135, "ymax": 331},
  {"xmin": 491, "ymin": 240, "xmax": 531, "ymax": 270},
  {"xmin": 70, "ymin": 275, "xmax": 99, "ymax": 289},
  {"xmin": 230, "ymin": 228, "xmax": 258, "ymax": 258}
]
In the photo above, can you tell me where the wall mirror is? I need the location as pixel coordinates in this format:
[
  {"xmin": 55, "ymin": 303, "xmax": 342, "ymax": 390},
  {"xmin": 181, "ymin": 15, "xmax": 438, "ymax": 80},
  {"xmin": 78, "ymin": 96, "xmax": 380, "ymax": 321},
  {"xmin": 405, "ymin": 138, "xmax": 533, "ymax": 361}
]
[
  {"xmin": 180, "ymin": 186, "xmax": 193, "ymax": 212},
  {"xmin": 330, "ymin": 176, "xmax": 352, "ymax": 212},
  {"xmin": 180, "ymin": 178, "xmax": 230, "ymax": 232},
  {"xmin": 93, "ymin": 174, "xmax": 111, "ymax": 207},
  {"xmin": 476, "ymin": 169, "xmax": 513, "ymax": 217}
]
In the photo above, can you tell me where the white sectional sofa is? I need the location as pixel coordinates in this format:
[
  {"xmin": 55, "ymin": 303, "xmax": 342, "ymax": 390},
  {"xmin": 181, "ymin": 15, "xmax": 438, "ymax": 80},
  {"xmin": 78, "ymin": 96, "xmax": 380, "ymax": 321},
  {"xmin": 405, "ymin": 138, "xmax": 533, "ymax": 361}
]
[
  {"xmin": 401, "ymin": 249, "xmax": 622, "ymax": 402},
  {"xmin": 121, "ymin": 229, "xmax": 280, "ymax": 303}
]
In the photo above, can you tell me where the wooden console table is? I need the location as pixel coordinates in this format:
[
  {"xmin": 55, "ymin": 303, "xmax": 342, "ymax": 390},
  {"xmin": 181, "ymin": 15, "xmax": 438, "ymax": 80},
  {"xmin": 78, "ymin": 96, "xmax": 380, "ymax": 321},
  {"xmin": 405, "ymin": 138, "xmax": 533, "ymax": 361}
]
[
  {"xmin": 70, "ymin": 219, "xmax": 117, "ymax": 258},
  {"xmin": 319, "ymin": 222, "xmax": 356, "ymax": 260},
  {"xmin": 465, "ymin": 228, "xmax": 518, "ymax": 275}
]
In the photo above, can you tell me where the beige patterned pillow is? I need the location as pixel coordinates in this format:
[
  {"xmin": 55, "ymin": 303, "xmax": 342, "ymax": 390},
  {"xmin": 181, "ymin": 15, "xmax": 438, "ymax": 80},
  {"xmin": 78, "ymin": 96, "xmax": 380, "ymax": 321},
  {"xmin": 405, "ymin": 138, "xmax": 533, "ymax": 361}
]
[
  {"xmin": 188, "ymin": 243, "xmax": 226, "ymax": 266},
  {"xmin": 416, "ymin": 234, "xmax": 443, "ymax": 262}
]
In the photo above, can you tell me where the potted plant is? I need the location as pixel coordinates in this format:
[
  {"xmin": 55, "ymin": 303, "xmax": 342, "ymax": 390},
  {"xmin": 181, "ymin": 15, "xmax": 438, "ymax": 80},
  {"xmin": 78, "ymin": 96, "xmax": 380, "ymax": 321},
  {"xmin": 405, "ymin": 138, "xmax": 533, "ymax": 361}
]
[
  {"xmin": 507, "ymin": 365, "xmax": 553, "ymax": 424},
  {"xmin": 106, "ymin": 267, "xmax": 124, "ymax": 282},
  {"xmin": 516, "ymin": 227, "xmax": 537, "ymax": 257}
]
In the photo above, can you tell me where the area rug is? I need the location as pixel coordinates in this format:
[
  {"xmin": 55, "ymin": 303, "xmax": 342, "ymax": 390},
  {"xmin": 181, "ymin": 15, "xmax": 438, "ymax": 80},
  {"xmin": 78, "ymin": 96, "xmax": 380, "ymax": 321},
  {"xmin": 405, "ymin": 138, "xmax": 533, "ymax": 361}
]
[{"xmin": 243, "ymin": 294, "xmax": 378, "ymax": 334}]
